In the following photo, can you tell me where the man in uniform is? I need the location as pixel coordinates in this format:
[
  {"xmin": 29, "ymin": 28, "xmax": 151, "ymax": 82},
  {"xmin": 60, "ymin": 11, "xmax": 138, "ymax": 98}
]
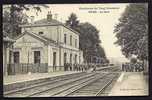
[
  {"xmin": 135, "ymin": 62, "xmax": 139, "ymax": 72},
  {"xmin": 69, "ymin": 63, "xmax": 72, "ymax": 71},
  {"xmin": 139, "ymin": 62, "xmax": 144, "ymax": 72},
  {"xmin": 122, "ymin": 63, "xmax": 125, "ymax": 71},
  {"xmin": 73, "ymin": 63, "xmax": 76, "ymax": 71},
  {"xmin": 126, "ymin": 63, "xmax": 129, "ymax": 72},
  {"xmin": 64, "ymin": 63, "xmax": 67, "ymax": 71}
]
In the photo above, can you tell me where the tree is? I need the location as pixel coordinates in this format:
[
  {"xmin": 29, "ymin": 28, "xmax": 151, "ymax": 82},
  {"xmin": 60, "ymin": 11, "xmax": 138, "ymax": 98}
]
[
  {"xmin": 3, "ymin": 4, "xmax": 49, "ymax": 38},
  {"xmin": 96, "ymin": 45, "xmax": 106, "ymax": 58},
  {"xmin": 114, "ymin": 3, "xmax": 148, "ymax": 61},
  {"xmin": 3, "ymin": 4, "xmax": 49, "ymax": 70},
  {"xmin": 66, "ymin": 13, "xmax": 107, "ymax": 63},
  {"xmin": 66, "ymin": 13, "xmax": 79, "ymax": 30},
  {"xmin": 77, "ymin": 23, "xmax": 103, "ymax": 63},
  {"xmin": 77, "ymin": 23, "xmax": 101, "ymax": 49},
  {"xmin": 3, "ymin": 8, "xmax": 28, "ymax": 37}
]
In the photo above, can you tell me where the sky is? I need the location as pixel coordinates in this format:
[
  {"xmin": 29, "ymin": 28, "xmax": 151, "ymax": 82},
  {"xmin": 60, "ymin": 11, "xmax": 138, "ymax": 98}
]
[{"xmin": 25, "ymin": 4, "xmax": 129, "ymax": 62}]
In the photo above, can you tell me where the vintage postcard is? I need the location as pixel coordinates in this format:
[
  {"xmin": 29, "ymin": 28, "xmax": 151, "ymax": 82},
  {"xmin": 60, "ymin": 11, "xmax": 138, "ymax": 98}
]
[{"xmin": 3, "ymin": 3, "xmax": 148, "ymax": 97}]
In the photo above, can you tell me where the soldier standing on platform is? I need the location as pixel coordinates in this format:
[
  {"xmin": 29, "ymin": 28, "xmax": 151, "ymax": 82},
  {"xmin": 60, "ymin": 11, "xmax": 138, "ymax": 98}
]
[
  {"xmin": 69, "ymin": 63, "xmax": 72, "ymax": 71},
  {"xmin": 134, "ymin": 63, "xmax": 138, "ymax": 72},
  {"xmin": 122, "ymin": 63, "xmax": 125, "ymax": 71},
  {"xmin": 138, "ymin": 62, "xmax": 143, "ymax": 72},
  {"xmin": 73, "ymin": 63, "xmax": 76, "ymax": 71},
  {"xmin": 84, "ymin": 64, "xmax": 87, "ymax": 71},
  {"xmin": 130, "ymin": 63, "xmax": 134, "ymax": 72},
  {"xmin": 126, "ymin": 63, "xmax": 130, "ymax": 72},
  {"xmin": 125, "ymin": 63, "xmax": 127, "ymax": 72},
  {"xmin": 76, "ymin": 63, "xmax": 78, "ymax": 71},
  {"xmin": 135, "ymin": 62, "xmax": 140, "ymax": 72},
  {"xmin": 64, "ymin": 63, "xmax": 66, "ymax": 71}
]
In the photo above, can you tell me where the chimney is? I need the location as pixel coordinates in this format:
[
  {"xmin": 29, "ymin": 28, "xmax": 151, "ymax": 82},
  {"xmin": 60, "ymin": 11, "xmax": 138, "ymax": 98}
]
[{"xmin": 47, "ymin": 11, "xmax": 52, "ymax": 21}]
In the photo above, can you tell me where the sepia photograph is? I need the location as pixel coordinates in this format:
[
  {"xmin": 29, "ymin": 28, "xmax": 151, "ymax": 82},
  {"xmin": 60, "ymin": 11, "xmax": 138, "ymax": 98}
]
[{"xmin": 3, "ymin": 3, "xmax": 148, "ymax": 97}]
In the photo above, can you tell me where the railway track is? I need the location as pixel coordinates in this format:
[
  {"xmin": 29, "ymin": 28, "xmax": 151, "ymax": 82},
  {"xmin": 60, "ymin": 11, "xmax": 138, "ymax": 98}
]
[
  {"xmin": 53, "ymin": 73, "xmax": 119, "ymax": 96},
  {"xmin": 31, "ymin": 72, "xmax": 108, "ymax": 97},
  {"xmin": 4, "ymin": 72, "xmax": 88, "ymax": 97},
  {"xmin": 96, "ymin": 67, "xmax": 121, "ymax": 72},
  {"xmin": 5, "ymin": 68, "xmax": 120, "ymax": 97}
]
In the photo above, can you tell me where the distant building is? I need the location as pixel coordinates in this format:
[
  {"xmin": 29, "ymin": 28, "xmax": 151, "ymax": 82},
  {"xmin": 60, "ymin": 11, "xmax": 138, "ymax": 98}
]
[{"xmin": 13, "ymin": 11, "xmax": 83, "ymax": 72}]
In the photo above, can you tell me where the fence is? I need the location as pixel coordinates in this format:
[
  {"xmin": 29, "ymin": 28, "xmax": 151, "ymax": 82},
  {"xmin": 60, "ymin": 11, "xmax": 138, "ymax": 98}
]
[{"xmin": 7, "ymin": 63, "xmax": 48, "ymax": 75}]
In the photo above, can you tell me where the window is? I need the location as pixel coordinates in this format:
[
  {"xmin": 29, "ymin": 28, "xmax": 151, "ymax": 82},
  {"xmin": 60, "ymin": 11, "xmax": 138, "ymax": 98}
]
[
  {"xmin": 70, "ymin": 35, "xmax": 72, "ymax": 46},
  {"xmin": 70, "ymin": 54, "xmax": 72, "ymax": 63},
  {"xmin": 64, "ymin": 34, "xmax": 67, "ymax": 44},
  {"xmin": 34, "ymin": 51, "xmax": 40, "ymax": 64},
  {"xmin": 38, "ymin": 31, "xmax": 43, "ymax": 35},
  {"xmin": 64, "ymin": 53, "xmax": 67, "ymax": 64},
  {"xmin": 13, "ymin": 51, "xmax": 19, "ymax": 63},
  {"xmin": 75, "ymin": 39, "xmax": 77, "ymax": 48}
]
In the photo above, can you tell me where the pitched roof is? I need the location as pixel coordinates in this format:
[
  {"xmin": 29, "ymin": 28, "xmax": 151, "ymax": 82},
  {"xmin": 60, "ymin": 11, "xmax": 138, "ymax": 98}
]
[
  {"xmin": 15, "ymin": 31, "xmax": 58, "ymax": 46},
  {"xmin": 39, "ymin": 35, "xmax": 58, "ymax": 45},
  {"xmin": 34, "ymin": 18, "xmax": 62, "ymax": 25},
  {"xmin": 19, "ymin": 19, "xmax": 62, "ymax": 27},
  {"xmin": 19, "ymin": 19, "xmax": 80, "ymax": 35}
]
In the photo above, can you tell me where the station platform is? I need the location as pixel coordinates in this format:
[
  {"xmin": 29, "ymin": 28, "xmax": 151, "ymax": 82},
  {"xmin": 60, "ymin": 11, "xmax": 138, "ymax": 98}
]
[
  {"xmin": 4, "ymin": 71, "xmax": 81, "ymax": 85},
  {"xmin": 3, "ymin": 71, "xmax": 82, "ymax": 92},
  {"xmin": 4, "ymin": 66, "xmax": 116, "ymax": 85},
  {"xmin": 108, "ymin": 72, "xmax": 148, "ymax": 96}
]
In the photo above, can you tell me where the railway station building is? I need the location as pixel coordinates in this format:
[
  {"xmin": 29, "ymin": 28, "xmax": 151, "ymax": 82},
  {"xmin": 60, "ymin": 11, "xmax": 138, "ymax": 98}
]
[{"xmin": 12, "ymin": 12, "xmax": 84, "ymax": 73}]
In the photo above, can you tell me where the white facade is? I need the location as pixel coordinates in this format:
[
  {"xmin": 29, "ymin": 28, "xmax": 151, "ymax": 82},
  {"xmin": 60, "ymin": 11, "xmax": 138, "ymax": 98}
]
[
  {"xmin": 13, "ymin": 15, "xmax": 83, "ymax": 72},
  {"xmin": 21, "ymin": 25, "xmax": 79, "ymax": 49}
]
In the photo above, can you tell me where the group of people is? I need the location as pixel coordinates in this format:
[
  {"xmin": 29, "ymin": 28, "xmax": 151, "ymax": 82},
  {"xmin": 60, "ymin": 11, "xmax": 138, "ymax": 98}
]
[
  {"xmin": 122, "ymin": 62, "xmax": 144, "ymax": 72},
  {"xmin": 64, "ymin": 63, "xmax": 97, "ymax": 72}
]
